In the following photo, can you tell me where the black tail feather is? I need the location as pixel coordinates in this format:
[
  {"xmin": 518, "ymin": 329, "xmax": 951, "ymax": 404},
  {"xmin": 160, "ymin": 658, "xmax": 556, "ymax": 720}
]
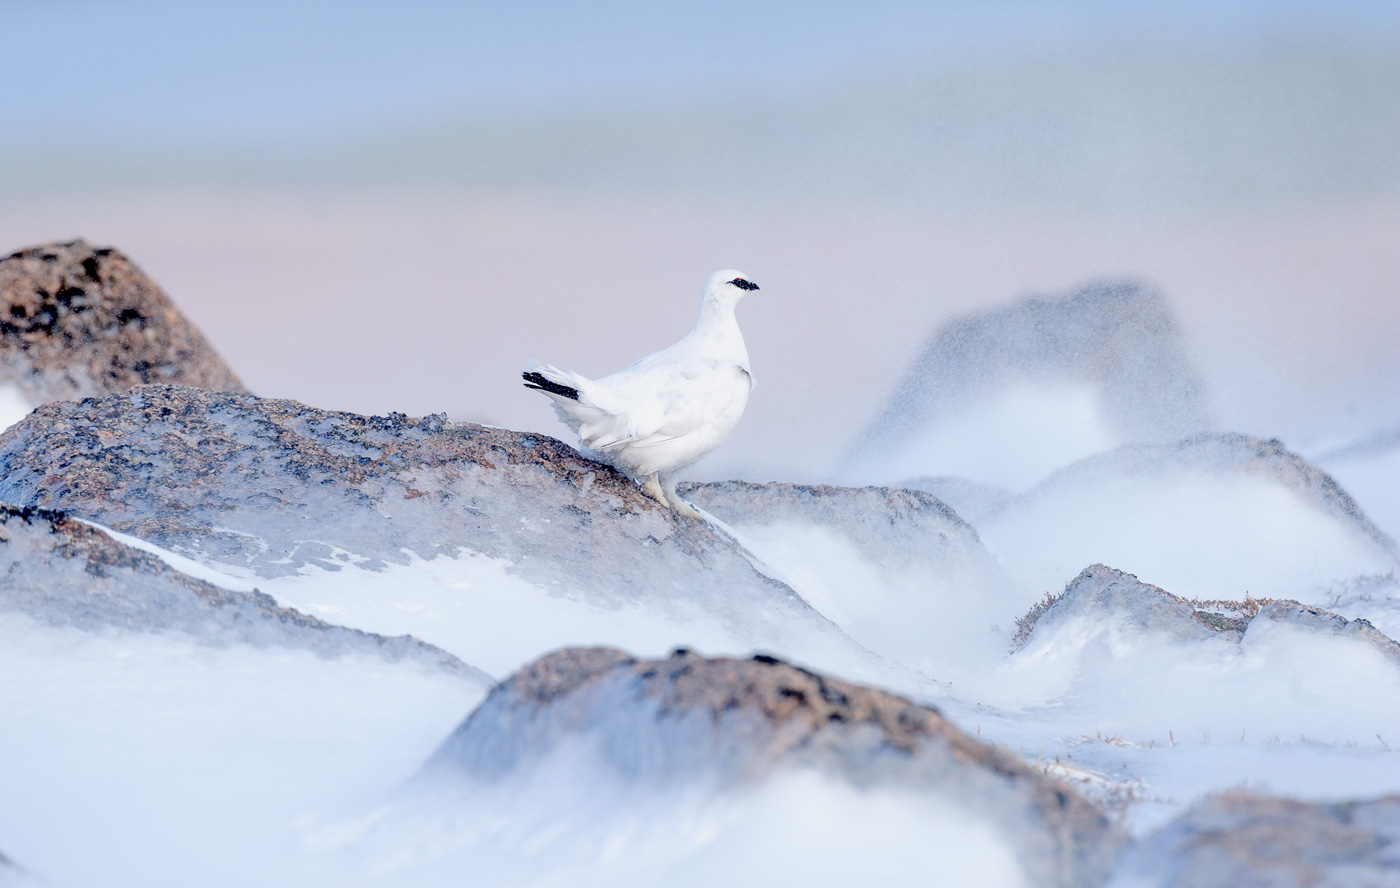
[{"xmin": 522, "ymin": 370, "xmax": 580, "ymax": 401}]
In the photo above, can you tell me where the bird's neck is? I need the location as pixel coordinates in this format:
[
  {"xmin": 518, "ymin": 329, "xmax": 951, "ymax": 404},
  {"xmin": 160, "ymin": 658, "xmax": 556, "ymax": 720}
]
[{"xmin": 688, "ymin": 297, "xmax": 748, "ymax": 362}]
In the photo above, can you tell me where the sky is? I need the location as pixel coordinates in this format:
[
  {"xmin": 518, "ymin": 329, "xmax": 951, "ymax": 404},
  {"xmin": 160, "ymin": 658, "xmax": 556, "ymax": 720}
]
[{"xmin": 2, "ymin": 0, "xmax": 1398, "ymax": 481}]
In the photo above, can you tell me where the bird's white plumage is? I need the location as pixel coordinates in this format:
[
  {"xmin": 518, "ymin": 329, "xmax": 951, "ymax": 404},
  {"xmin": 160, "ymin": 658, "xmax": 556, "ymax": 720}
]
[{"xmin": 525, "ymin": 269, "xmax": 757, "ymax": 517}]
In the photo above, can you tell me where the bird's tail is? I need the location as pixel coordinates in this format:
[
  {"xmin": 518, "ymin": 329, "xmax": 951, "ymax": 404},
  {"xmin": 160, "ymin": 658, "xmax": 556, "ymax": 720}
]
[{"xmin": 522, "ymin": 362, "xmax": 580, "ymax": 401}]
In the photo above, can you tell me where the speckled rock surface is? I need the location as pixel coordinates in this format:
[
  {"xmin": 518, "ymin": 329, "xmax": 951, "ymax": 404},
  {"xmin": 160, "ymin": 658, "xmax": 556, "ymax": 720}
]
[
  {"xmin": 0, "ymin": 502, "xmax": 487, "ymax": 680},
  {"xmin": 1111, "ymin": 791, "xmax": 1400, "ymax": 888},
  {"xmin": 843, "ymin": 278, "xmax": 1210, "ymax": 478},
  {"xmin": 1025, "ymin": 433, "xmax": 1398, "ymax": 556},
  {"xmin": 680, "ymin": 479, "xmax": 989, "ymax": 568},
  {"xmin": 0, "ymin": 385, "xmax": 849, "ymax": 658},
  {"xmin": 430, "ymin": 646, "xmax": 1127, "ymax": 888},
  {"xmin": 1017, "ymin": 565, "xmax": 1400, "ymax": 665},
  {"xmin": 0, "ymin": 240, "xmax": 244, "ymax": 404}
]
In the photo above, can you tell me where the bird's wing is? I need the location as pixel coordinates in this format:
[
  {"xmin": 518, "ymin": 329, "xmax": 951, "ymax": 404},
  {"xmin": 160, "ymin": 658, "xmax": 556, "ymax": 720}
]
[{"xmin": 585, "ymin": 360, "xmax": 750, "ymax": 452}]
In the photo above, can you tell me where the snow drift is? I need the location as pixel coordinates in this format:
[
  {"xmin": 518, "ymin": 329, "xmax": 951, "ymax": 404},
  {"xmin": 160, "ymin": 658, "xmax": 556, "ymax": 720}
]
[
  {"xmin": 842, "ymin": 279, "xmax": 1210, "ymax": 489},
  {"xmin": 414, "ymin": 647, "xmax": 1125, "ymax": 888}
]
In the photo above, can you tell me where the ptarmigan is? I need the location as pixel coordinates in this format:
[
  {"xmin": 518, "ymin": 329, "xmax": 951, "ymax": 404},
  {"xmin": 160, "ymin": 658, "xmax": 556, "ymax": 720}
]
[{"xmin": 523, "ymin": 269, "xmax": 758, "ymax": 519}]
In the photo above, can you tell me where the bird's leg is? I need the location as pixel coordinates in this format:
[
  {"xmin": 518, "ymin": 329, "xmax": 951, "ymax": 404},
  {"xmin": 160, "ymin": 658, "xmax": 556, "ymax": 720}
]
[
  {"xmin": 661, "ymin": 474, "xmax": 703, "ymax": 520},
  {"xmin": 639, "ymin": 473, "xmax": 670, "ymax": 509}
]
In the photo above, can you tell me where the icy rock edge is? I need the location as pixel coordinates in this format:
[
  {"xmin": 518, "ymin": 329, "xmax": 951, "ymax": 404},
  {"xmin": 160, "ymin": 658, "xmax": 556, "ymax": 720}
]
[
  {"xmin": 0, "ymin": 503, "xmax": 488, "ymax": 681},
  {"xmin": 0, "ymin": 384, "xmax": 871, "ymax": 669},
  {"xmin": 426, "ymin": 646, "xmax": 1129, "ymax": 888}
]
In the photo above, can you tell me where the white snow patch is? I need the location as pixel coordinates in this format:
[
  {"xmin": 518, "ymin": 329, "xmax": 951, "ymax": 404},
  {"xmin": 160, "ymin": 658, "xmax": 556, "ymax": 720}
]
[
  {"xmin": 730, "ymin": 520, "xmax": 1018, "ymax": 677},
  {"xmin": 980, "ymin": 472, "xmax": 1396, "ymax": 605},
  {"xmin": 244, "ymin": 549, "xmax": 820, "ymax": 680},
  {"xmin": 0, "ymin": 613, "xmax": 485, "ymax": 888},
  {"xmin": 304, "ymin": 746, "xmax": 1028, "ymax": 888}
]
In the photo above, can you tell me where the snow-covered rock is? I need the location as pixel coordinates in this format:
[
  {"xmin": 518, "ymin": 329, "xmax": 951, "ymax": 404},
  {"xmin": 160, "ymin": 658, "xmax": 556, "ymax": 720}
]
[
  {"xmin": 1317, "ymin": 426, "xmax": 1400, "ymax": 545},
  {"xmin": 1017, "ymin": 565, "xmax": 1400, "ymax": 666},
  {"xmin": 0, "ymin": 385, "xmax": 874, "ymax": 680},
  {"xmin": 1014, "ymin": 564, "xmax": 1246, "ymax": 650},
  {"xmin": 0, "ymin": 241, "xmax": 244, "ymax": 416},
  {"xmin": 0, "ymin": 502, "xmax": 484, "ymax": 679},
  {"xmin": 1110, "ymin": 791, "xmax": 1400, "ymax": 888},
  {"xmin": 680, "ymin": 480, "xmax": 1019, "ymax": 675},
  {"xmin": 841, "ymin": 279, "xmax": 1210, "ymax": 489},
  {"xmin": 980, "ymin": 433, "xmax": 1399, "ymax": 606},
  {"xmin": 426, "ymin": 646, "xmax": 1126, "ymax": 888}
]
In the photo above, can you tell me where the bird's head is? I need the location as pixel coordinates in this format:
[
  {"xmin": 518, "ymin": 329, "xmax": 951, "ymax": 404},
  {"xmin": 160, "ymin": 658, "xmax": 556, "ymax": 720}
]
[{"xmin": 705, "ymin": 269, "xmax": 760, "ymax": 304}]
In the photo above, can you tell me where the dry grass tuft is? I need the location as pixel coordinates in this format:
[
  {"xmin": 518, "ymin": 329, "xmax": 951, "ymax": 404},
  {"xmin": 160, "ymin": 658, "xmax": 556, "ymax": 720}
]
[
  {"xmin": 1185, "ymin": 592, "xmax": 1276, "ymax": 619},
  {"xmin": 1011, "ymin": 589, "xmax": 1064, "ymax": 651}
]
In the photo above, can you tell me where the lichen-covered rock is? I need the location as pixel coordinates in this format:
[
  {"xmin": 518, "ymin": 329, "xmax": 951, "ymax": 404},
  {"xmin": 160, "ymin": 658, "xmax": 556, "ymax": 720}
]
[
  {"xmin": 1111, "ymin": 791, "xmax": 1400, "ymax": 888},
  {"xmin": 0, "ymin": 240, "xmax": 244, "ymax": 405},
  {"xmin": 430, "ymin": 646, "xmax": 1127, "ymax": 888},
  {"xmin": 842, "ymin": 278, "xmax": 1210, "ymax": 481},
  {"xmin": 0, "ymin": 502, "xmax": 486, "ymax": 680},
  {"xmin": 0, "ymin": 385, "xmax": 856, "ymax": 668}
]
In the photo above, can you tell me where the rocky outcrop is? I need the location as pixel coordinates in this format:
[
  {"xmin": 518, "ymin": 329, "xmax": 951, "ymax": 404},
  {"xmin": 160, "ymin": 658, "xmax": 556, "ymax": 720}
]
[
  {"xmin": 1014, "ymin": 565, "xmax": 1247, "ymax": 651},
  {"xmin": 842, "ymin": 279, "xmax": 1210, "ymax": 480},
  {"xmin": 1016, "ymin": 565, "xmax": 1400, "ymax": 666},
  {"xmin": 429, "ymin": 646, "xmax": 1127, "ymax": 888},
  {"xmin": 1111, "ymin": 791, "xmax": 1400, "ymax": 888},
  {"xmin": 0, "ymin": 502, "xmax": 486, "ymax": 680},
  {"xmin": 680, "ymin": 480, "xmax": 987, "ymax": 567},
  {"xmin": 1028, "ymin": 433, "xmax": 1396, "ymax": 556},
  {"xmin": 0, "ymin": 385, "xmax": 857, "ymax": 664},
  {"xmin": 0, "ymin": 240, "xmax": 244, "ymax": 405}
]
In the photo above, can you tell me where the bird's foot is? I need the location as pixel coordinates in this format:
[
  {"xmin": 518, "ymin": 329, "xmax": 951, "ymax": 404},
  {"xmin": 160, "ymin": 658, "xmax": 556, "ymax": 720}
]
[
  {"xmin": 667, "ymin": 497, "xmax": 704, "ymax": 521},
  {"xmin": 660, "ymin": 476, "xmax": 703, "ymax": 520},
  {"xmin": 639, "ymin": 474, "xmax": 670, "ymax": 509}
]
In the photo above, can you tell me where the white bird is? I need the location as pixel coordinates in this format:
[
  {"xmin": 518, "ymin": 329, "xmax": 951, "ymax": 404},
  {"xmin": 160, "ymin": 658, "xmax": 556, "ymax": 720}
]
[{"xmin": 523, "ymin": 269, "xmax": 758, "ymax": 518}]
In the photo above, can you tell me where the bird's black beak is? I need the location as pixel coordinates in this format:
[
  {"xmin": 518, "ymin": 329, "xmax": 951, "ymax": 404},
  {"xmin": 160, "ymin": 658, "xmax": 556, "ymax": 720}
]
[{"xmin": 730, "ymin": 278, "xmax": 760, "ymax": 291}]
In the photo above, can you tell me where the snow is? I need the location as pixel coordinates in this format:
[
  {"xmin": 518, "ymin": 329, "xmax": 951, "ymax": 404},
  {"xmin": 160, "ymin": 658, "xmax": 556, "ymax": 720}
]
[
  {"xmin": 0, "ymin": 613, "xmax": 484, "ymax": 888},
  {"xmin": 302, "ymin": 754, "xmax": 1029, "ymax": 888},
  {"xmin": 980, "ymin": 471, "xmax": 1396, "ymax": 605},
  {"xmin": 730, "ymin": 519, "xmax": 1018, "ymax": 677},
  {"xmin": 239, "ymin": 548, "xmax": 753, "ymax": 680}
]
